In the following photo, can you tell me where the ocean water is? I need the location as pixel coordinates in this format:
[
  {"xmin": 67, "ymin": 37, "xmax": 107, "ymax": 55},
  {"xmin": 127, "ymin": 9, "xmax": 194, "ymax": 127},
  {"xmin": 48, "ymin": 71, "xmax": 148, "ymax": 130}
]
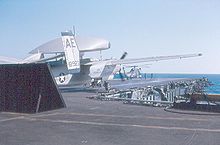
[{"xmin": 150, "ymin": 73, "xmax": 220, "ymax": 94}]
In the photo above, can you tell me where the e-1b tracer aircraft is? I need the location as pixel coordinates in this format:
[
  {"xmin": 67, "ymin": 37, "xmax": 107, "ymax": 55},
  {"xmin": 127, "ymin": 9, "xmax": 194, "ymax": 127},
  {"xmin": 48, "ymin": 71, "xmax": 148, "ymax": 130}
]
[{"xmin": 0, "ymin": 30, "xmax": 202, "ymax": 88}]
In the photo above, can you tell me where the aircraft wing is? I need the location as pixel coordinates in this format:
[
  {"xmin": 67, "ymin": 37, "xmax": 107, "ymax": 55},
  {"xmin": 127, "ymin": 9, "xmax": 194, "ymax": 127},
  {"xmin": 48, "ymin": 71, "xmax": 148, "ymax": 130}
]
[
  {"xmin": 0, "ymin": 53, "xmax": 64, "ymax": 64},
  {"xmin": 108, "ymin": 53, "xmax": 202, "ymax": 65},
  {"xmin": 85, "ymin": 53, "xmax": 202, "ymax": 65},
  {"xmin": 0, "ymin": 56, "xmax": 22, "ymax": 64},
  {"xmin": 33, "ymin": 53, "xmax": 64, "ymax": 63}
]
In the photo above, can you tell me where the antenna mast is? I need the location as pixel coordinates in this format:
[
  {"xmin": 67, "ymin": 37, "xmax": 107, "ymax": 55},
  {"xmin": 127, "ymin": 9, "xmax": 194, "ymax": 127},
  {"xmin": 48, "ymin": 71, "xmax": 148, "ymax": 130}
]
[{"xmin": 72, "ymin": 26, "xmax": 76, "ymax": 36}]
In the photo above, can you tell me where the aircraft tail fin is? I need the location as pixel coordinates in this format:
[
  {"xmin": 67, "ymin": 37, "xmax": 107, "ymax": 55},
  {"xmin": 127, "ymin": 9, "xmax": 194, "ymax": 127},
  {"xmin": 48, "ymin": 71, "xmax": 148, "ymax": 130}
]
[{"xmin": 61, "ymin": 31, "xmax": 80, "ymax": 73}]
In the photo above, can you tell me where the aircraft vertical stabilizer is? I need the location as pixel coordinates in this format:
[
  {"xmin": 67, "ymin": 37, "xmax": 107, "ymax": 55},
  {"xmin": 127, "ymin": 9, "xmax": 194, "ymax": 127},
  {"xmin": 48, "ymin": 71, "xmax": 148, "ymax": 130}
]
[{"xmin": 61, "ymin": 31, "xmax": 80, "ymax": 73}]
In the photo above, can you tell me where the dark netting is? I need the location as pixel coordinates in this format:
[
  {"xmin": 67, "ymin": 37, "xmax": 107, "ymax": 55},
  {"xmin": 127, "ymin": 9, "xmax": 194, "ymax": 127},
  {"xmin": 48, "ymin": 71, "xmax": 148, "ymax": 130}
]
[{"xmin": 0, "ymin": 63, "xmax": 66, "ymax": 113}]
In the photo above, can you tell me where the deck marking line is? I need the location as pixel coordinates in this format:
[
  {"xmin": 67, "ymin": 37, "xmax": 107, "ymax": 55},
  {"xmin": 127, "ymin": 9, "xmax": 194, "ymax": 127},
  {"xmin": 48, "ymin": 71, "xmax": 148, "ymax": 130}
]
[
  {"xmin": 24, "ymin": 117, "xmax": 220, "ymax": 133},
  {"xmin": 33, "ymin": 112, "xmax": 210, "ymax": 122},
  {"xmin": 0, "ymin": 116, "xmax": 25, "ymax": 122}
]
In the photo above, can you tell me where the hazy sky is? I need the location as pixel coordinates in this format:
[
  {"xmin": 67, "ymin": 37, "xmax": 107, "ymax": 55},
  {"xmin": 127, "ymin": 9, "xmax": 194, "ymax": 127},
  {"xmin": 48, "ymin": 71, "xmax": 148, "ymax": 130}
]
[{"xmin": 0, "ymin": 0, "xmax": 220, "ymax": 74}]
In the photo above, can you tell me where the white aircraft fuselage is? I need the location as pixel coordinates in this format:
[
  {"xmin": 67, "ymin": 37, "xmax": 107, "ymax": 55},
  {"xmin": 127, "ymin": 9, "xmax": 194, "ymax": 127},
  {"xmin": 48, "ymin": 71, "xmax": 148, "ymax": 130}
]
[{"xmin": 49, "ymin": 58, "xmax": 118, "ymax": 86}]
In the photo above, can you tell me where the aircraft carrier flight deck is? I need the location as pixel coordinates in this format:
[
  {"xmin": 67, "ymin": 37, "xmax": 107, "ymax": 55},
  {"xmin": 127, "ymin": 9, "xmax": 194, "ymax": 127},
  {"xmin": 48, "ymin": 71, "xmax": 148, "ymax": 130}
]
[{"xmin": 0, "ymin": 90, "xmax": 220, "ymax": 145}]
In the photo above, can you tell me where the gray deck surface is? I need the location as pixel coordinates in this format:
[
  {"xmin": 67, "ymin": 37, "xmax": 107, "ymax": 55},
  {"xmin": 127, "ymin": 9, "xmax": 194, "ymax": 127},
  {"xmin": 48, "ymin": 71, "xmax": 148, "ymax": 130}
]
[{"xmin": 1, "ymin": 91, "xmax": 220, "ymax": 145}]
